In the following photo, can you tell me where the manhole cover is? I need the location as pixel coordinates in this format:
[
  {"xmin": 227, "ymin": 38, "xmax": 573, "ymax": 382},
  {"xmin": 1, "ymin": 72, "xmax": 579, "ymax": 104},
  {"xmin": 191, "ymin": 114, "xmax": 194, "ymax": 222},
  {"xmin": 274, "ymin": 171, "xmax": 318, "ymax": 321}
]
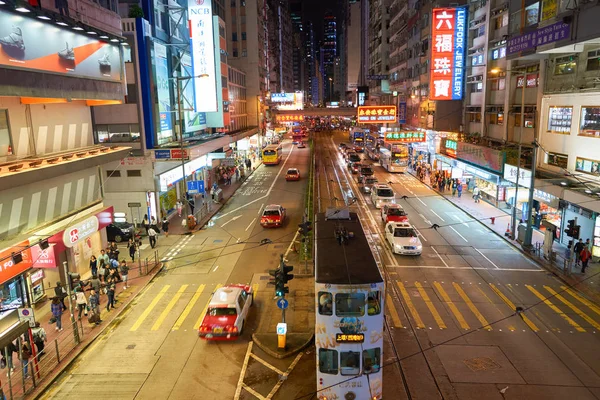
[
  {"xmin": 126, "ymin": 344, "xmax": 136, "ymax": 350},
  {"xmin": 463, "ymin": 357, "xmax": 501, "ymax": 372}
]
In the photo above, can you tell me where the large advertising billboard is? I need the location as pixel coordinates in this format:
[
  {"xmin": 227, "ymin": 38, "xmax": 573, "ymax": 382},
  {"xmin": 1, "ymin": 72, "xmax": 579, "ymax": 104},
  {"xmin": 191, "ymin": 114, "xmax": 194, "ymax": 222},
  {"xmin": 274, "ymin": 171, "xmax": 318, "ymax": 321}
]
[
  {"xmin": 188, "ymin": 0, "xmax": 218, "ymax": 112},
  {"xmin": 154, "ymin": 42, "xmax": 173, "ymax": 144},
  {"xmin": 271, "ymin": 92, "xmax": 304, "ymax": 110},
  {"xmin": 430, "ymin": 7, "xmax": 467, "ymax": 101},
  {"xmin": 181, "ymin": 54, "xmax": 207, "ymax": 133},
  {"xmin": 0, "ymin": 10, "xmax": 122, "ymax": 81},
  {"xmin": 357, "ymin": 106, "xmax": 397, "ymax": 124}
]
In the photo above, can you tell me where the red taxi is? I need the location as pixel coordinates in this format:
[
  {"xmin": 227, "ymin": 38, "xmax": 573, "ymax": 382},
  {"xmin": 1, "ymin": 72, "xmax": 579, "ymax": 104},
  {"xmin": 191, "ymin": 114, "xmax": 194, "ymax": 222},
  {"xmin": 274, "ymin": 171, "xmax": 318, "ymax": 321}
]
[
  {"xmin": 260, "ymin": 204, "xmax": 286, "ymax": 228},
  {"xmin": 381, "ymin": 204, "xmax": 408, "ymax": 224},
  {"xmin": 285, "ymin": 168, "xmax": 301, "ymax": 181},
  {"xmin": 198, "ymin": 285, "xmax": 253, "ymax": 340}
]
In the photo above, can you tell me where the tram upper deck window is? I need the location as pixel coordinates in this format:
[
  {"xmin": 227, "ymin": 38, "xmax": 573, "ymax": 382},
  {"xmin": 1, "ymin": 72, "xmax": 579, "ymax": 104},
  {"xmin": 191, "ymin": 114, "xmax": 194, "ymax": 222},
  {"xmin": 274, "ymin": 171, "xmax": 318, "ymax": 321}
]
[
  {"xmin": 340, "ymin": 351, "xmax": 361, "ymax": 375},
  {"xmin": 319, "ymin": 348, "xmax": 338, "ymax": 375},
  {"xmin": 318, "ymin": 292, "xmax": 333, "ymax": 315},
  {"xmin": 367, "ymin": 291, "xmax": 381, "ymax": 315},
  {"xmin": 363, "ymin": 348, "xmax": 381, "ymax": 374},
  {"xmin": 335, "ymin": 293, "xmax": 365, "ymax": 317}
]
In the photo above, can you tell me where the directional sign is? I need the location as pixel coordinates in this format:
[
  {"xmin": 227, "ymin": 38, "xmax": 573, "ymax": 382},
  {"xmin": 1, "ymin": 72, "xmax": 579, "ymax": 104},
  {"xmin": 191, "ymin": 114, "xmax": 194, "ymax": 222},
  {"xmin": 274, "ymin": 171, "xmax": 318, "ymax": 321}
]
[
  {"xmin": 277, "ymin": 298, "xmax": 289, "ymax": 310},
  {"xmin": 154, "ymin": 149, "xmax": 171, "ymax": 159},
  {"xmin": 277, "ymin": 322, "xmax": 287, "ymax": 335},
  {"xmin": 187, "ymin": 180, "xmax": 205, "ymax": 194}
]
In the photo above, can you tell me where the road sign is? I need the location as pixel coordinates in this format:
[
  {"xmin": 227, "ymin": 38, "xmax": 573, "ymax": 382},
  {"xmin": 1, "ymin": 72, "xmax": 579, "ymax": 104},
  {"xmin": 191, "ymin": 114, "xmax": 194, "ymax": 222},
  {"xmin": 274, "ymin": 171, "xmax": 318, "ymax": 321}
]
[
  {"xmin": 276, "ymin": 322, "xmax": 287, "ymax": 335},
  {"xmin": 128, "ymin": 202, "xmax": 142, "ymax": 208},
  {"xmin": 277, "ymin": 298, "xmax": 289, "ymax": 310},
  {"xmin": 18, "ymin": 307, "xmax": 36, "ymax": 327},
  {"xmin": 154, "ymin": 149, "xmax": 171, "ymax": 159},
  {"xmin": 187, "ymin": 180, "xmax": 205, "ymax": 194}
]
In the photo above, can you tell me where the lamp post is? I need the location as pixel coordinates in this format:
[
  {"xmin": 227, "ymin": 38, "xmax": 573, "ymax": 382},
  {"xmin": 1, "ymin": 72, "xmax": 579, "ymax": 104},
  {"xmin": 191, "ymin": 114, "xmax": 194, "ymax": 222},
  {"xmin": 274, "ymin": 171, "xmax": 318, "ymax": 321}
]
[{"xmin": 328, "ymin": 77, "xmax": 333, "ymax": 103}]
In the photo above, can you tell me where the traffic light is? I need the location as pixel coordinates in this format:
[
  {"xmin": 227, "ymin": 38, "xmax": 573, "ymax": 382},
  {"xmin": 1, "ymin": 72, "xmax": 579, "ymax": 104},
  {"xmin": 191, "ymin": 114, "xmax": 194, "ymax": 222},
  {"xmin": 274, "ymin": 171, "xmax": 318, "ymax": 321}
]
[
  {"xmin": 298, "ymin": 221, "xmax": 312, "ymax": 242},
  {"xmin": 572, "ymin": 225, "xmax": 581, "ymax": 240},
  {"xmin": 565, "ymin": 219, "xmax": 576, "ymax": 238},
  {"xmin": 282, "ymin": 263, "xmax": 294, "ymax": 284},
  {"xmin": 67, "ymin": 272, "xmax": 81, "ymax": 290},
  {"xmin": 268, "ymin": 267, "xmax": 286, "ymax": 297}
]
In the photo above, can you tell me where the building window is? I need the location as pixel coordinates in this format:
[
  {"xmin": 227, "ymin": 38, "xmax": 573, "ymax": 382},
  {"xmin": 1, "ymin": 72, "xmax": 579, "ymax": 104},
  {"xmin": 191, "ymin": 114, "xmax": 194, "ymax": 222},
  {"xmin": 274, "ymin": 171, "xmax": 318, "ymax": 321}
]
[
  {"xmin": 579, "ymin": 107, "xmax": 600, "ymax": 137},
  {"xmin": 490, "ymin": 78, "xmax": 505, "ymax": 90},
  {"xmin": 547, "ymin": 106, "xmax": 572, "ymax": 134},
  {"xmin": 587, "ymin": 49, "xmax": 600, "ymax": 71},
  {"xmin": 494, "ymin": 13, "xmax": 508, "ymax": 29},
  {"xmin": 471, "ymin": 82, "xmax": 483, "ymax": 93},
  {"xmin": 233, "ymin": 49, "xmax": 238, "ymax": 57},
  {"xmin": 241, "ymin": 32, "xmax": 246, "ymax": 41},
  {"xmin": 545, "ymin": 152, "xmax": 568, "ymax": 169},
  {"xmin": 575, "ymin": 157, "xmax": 600, "ymax": 176},
  {"xmin": 474, "ymin": 25, "xmax": 485, "ymax": 38},
  {"xmin": 94, "ymin": 124, "xmax": 141, "ymax": 143},
  {"xmin": 232, "ymin": 32, "xmax": 237, "ymax": 41},
  {"xmin": 468, "ymin": 113, "xmax": 481, "ymax": 123},
  {"xmin": 0, "ymin": 109, "xmax": 13, "ymax": 157},
  {"xmin": 242, "ymin": 49, "xmax": 247, "ymax": 57},
  {"xmin": 554, "ymin": 55, "xmax": 576, "ymax": 75},
  {"xmin": 126, "ymin": 169, "xmax": 142, "ymax": 177},
  {"xmin": 319, "ymin": 349, "xmax": 338, "ymax": 375},
  {"xmin": 490, "ymin": 113, "xmax": 504, "ymax": 125},
  {"xmin": 106, "ymin": 170, "xmax": 121, "ymax": 177},
  {"xmin": 515, "ymin": 112, "xmax": 535, "ymax": 128}
]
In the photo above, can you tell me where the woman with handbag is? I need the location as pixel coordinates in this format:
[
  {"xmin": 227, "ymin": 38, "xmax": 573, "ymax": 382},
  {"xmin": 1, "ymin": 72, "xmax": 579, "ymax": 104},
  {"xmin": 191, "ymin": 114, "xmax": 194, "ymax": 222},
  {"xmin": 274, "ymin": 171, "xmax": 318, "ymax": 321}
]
[{"xmin": 75, "ymin": 288, "xmax": 88, "ymax": 320}]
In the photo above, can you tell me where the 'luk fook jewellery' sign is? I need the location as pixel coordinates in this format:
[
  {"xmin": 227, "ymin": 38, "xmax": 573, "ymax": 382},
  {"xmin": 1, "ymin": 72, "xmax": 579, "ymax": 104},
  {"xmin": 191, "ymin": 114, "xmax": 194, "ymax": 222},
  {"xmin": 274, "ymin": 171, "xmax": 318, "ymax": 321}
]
[{"xmin": 430, "ymin": 7, "xmax": 467, "ymax": 101}]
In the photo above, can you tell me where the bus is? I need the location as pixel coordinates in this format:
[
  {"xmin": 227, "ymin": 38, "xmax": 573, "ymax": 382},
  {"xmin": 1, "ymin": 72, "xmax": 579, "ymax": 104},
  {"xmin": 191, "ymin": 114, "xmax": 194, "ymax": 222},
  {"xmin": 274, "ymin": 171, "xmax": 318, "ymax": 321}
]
[
  {"xmin": 315, "ymin": 209, "xmax": 384, "ymax": 400},
  {"xmin": 379, "ymin": 142, "xmax": 409, "ymax": 173},
  {"xmin": 365, "ymin": 134, "xmax": 380, "ymax": 161},
  {"xmin": 262, "ymin": 144, "xmax": 282, "ymax": 165},
  {"xmin": 348, "ymin": 127, "xmax": 366, "ymax": 145}
]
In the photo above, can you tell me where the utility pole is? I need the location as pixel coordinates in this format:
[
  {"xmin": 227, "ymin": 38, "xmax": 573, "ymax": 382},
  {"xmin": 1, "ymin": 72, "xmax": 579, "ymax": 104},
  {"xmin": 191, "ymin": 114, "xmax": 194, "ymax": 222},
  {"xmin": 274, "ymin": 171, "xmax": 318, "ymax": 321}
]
[{"xmin": 523, "ymin": 140, "xmax": 539, "ymax": 250}]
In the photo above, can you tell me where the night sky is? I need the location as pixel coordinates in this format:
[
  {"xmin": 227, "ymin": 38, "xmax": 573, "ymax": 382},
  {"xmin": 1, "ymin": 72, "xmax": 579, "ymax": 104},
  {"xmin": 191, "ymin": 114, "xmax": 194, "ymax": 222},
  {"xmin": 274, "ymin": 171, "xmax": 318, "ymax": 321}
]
[{"xmin": 302, "ymin": 0, "xmax": 340, "ymax": 43}]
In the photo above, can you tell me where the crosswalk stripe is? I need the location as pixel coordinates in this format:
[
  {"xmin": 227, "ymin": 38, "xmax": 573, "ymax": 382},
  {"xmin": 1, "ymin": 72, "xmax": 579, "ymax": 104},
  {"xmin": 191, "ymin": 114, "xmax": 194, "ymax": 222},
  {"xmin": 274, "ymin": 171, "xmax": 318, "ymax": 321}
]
[
  {"xmin": 545, "ymin": 286, "xmax": 600, "ymax": 331},
  {"xmin": 172, "ymin": 284, "xmax": 206, "ymax": 331},
  {"xmin": 433, "ymin": 281, "xmax": 469, "ymax": 330},
  {"xmin": 489, "ymin": 283, "xmax": 539, "ymax": 332},
  {"xmin": 561, "ymin": 286, "xmax": 600, "ymax": 317},
  {"xmin": 385, "ymin": 294, "xmax": 403, "ymax": 328},
  {"xmin": 130, "ymin": 285, "xmax": 171, "ymax": 332},
  {"xmin": 475, "ymin": 285, "xmax": 514, "ymax": 331},
  {"xmin": 396, "ymin": 282, "xmax": 425, "ymax": 329},
  {"xmin": 453, "ymin": 282, "xmax": 492, "ymax": 331},
  {"xmin": 525, "ymin": 285, "xmax": 585, "ymax": 332},
  {"xmin": 151, "ymin": 285, "xmax": 189, "ymax": 331},
  {"xmin": 415, "ymin": 282, "xmax": 446, "ymax": 329},
  {"xmin": 195, "ymin": 284, "xmax": 223, "ymax": 330}
]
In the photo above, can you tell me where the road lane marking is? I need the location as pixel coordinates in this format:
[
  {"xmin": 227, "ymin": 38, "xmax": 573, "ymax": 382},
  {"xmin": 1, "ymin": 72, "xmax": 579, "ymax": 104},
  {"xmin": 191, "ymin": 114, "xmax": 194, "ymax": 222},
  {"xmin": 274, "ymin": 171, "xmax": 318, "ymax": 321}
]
[
  {"xmin": 561, "ymin": 286, "xmax": 600, "ymax": 317},
  {"xmin": 545, "ymin": 286, "xmax": 600, "ymax": 331},
  {"xmin": 474, "ymin": 248, "xmax": 499, "ymax": 269},
  {"xmin": 526, "ymin": 284, "xmax": 585, "ymax": 332},
  {"xmin": 415, "ymin": 282, "xmax": 447, "ymax": 329},
  {"xmin": 221, "ymin": 215, "xmax": 242, "ymax": 228},
  {"xmin": 431, "ymin": 246, "xmax": 449, "ymax": 268},
  {"xmin": 489, "ymin": 283, "xmax": 539, "ymax": 332},
  {"xmin": 258, "ymin": 204, "xmax": 264, "ymax": 216},
  {"xmin": 430, "ymin": 209, "xmax": 445, "ymax": 222},
  {"xmin": 250, "ymin": 354, "xmax": 285, "ymax": 375},
  {"xmin": 266, "ymin": 352, "xmax": 303, "ymax": 399},
  {"xmin": 213, "ymin": 265, "xmax": 219, "ymax": 272},
  {"xmin": 385, "ymin": 294, "xmax": 403, "ymax": 328},
  {"xmin": 419, "ymin": 213, "xmax": 432, "ymax": 225},
  {"xmin": 245, "ymin": 218, "xmax": 256, "ymax": 231},
  {"xmin": 434, "ymin": 281, "xmax": 470, "ymax": 330},
  {"xmin": 130, "ymin": 285, "xmax": 171, "ymax": 331},
  {"xmin": 194, "ymin": 283, "xmax": 223, "ymax": 329},
  {"xmin": 389, "ymin": 265, "xmax": 542, "ymax": 271},
  {"xmin": 453, "ymin": 282, "xmax": 492, "ymax": 331},
  {"xmin": 172, "ymin": 284, "xmax": 206, "ymax": 331},
  {"xmin": 152, "ymin": 284, "xmax": 189, "ymax": 331},
  {"xmin": 415, "ymin": 195, "xmax": 427, "ymax": 206},
  {"xmin": 252, "ymin": 283, "xmax": 259, "ymax": 300},
  {"xmin": 413, "ymin": 227, "xmax": 427, "ymax": 242},
  {"xmin": 396, "ymin": 281, "xmax": 425, "ymax": 329},
  {"xmin": 234, "ymin": 342, "xmax": 254, "ymax": 400},
  {"xmin": 449, "ymin": 226, "xmax": 468, "ymax": 242}
]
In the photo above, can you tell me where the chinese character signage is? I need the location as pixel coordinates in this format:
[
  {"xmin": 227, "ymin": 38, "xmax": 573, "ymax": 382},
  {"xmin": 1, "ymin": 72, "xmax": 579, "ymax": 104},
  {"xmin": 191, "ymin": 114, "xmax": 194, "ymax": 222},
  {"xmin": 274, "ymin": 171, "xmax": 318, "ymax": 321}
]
[
  {"xmin": 503, "ymin": 164, "xmax": 533, "ymax": 188},
  {"xmin": 357, "ymin": 106, "xmax": 397, "ymax": 123},
  {"xmin": 507, "ymin": 21, "xmax": 570, "ymax": 56},
  {"xmin": 384, "ymin": 131, "xmax": 426, "ymax": 143},
  {"xmin": 62, "ymin": 216, "xmax": 100, "ymax": 248},
  {"xmin": 398, "ymin": 102, "xmax": 407, "ymax": 124},
  {"xmin": 154, "ymin": 43, "xmax": 173, "ymax": 143},
  {"xmin": 188, "ymin": 0, "xmax": 217, "ymax": 112},
  {"xmin": 441, "ymin": 139, "xmax": 505, "ymax": 173},
  {"xmin": 440, "ymin": 139, "xmax": 458, "ymax": 157},
  {"xmin": 30, "ymin": 244, "xmax": 57, "ymax": 269},
  {"xmin": 430, "ymin": 7, "xmax": 467, "ymax": 101},
  {"xmin": 335, "ymin": 333, "xmax": 365, "ymax": 343},
  {"xmin": 276, "ymin": 115, "xmax": 304, "ymax": 122}
]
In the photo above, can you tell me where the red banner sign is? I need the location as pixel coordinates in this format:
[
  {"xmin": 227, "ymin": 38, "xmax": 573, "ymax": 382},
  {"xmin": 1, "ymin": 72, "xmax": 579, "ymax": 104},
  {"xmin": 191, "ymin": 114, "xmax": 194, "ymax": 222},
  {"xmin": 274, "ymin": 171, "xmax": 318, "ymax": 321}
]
[{"xmin": 0, "ymin": 241, "xmax": 33, "ymax": 285}]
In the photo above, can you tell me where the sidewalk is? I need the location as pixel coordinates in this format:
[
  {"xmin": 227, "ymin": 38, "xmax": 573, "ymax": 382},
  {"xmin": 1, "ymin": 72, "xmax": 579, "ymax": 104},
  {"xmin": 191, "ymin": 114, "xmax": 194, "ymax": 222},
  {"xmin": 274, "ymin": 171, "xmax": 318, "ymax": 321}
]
[{"xmin": 411, "ymin": 169, "xmax": 600, "ymax": 304}]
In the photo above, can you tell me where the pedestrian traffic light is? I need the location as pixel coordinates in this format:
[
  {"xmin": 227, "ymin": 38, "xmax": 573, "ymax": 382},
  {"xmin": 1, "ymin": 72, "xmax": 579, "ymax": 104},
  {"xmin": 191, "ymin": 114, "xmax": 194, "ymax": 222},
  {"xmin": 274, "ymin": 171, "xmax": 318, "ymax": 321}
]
[{"xmin": 565, "ymin": 219, "xmax": 576, "ymax": 238}]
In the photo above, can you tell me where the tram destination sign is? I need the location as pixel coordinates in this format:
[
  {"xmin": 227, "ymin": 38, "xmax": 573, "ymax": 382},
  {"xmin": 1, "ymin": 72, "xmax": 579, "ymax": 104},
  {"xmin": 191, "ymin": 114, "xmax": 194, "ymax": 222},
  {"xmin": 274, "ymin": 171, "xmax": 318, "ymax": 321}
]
[{"xmin": 336, "ymin": 333, "xmax": 365, "ymax": 343}]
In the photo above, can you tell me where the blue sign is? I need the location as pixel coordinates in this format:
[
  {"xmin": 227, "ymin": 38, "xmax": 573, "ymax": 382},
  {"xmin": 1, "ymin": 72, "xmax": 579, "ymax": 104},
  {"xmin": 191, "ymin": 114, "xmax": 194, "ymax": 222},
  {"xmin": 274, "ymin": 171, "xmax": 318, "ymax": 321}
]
[
  {"xmin": 277, "ymin": 298, "xmax": 289, "ymax": 310},
  {"xmin": 187, "ymin": 180, "xmax": 205, "ymax": 194},
  {"xmin": 154, "ymin": 150, "xmax": 171, "ymax": 159},
  {"xmin": 507, "ymin": 21, "xmax": 570, "ymax": 56},
  {"xmin": 398, "ymin": 102, "xmax": 407, "ymax": 124},
  {"xmin": 452, "ymin": 7, "xmax": 467, "ymax": 100}
]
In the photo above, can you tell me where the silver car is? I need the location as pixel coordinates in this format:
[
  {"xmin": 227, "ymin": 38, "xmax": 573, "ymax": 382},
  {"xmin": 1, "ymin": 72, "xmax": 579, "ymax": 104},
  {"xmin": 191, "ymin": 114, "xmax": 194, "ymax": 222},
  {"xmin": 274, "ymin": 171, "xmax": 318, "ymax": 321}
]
[{"xmin": 360, "ymin": 176, "xmax": 379, "ymax": 193}]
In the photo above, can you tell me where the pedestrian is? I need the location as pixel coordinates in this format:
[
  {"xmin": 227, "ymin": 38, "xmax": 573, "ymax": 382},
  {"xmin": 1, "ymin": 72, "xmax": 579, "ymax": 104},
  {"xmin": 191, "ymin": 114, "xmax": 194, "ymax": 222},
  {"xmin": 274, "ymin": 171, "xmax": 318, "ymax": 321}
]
[
  {"xmin": 574, "ymin": 238, "xmax": 584, "ymax": 266},
  {"xmin": 106, "ymin": 278, "xmax": 116, "ymax": 311},
  {"xmin": 21, "ymin": 342, "xmax": 31, "ymax": 378},
  {"xmin": 5, "ymin": 341, "xmax": 17, "ymax": 372},
  {"xmin": 176, "ymin": 200, "xmax": 183, "ymax": 217},
  {"xmin": 88, "ymin": 289, "xmax": 102, "ymax": 325},
  {"xmin": 120, "ymin": 260, "xmax": 130, "ymax": 290},
  {"xmin": 162, "ymin": 217, "xmax": 170, "ymax": 238},
  {"xmin": 150, "ymin": 216, "xmax": 157, "ymax": 228},
  {"xmin": 143, "ymin": 214, "xmax": 150, "ymax": 234},
  {"xmin": 235, "ymin": 167, "xmax": 240, "ymax": 182},
  {"xmin": 100, "ymin": 249, "xmax": 109, "ymax": 268},
  {"xmin": 51, "ymin": 297, "xmax": 63, "ymax": 331},
  {"xmin": 55, "ymin": 0, "xmax": 69, "ymax": 16},
  {"xmin": 246, "ymin": 158, "xmax": 251, "ymax": 170},
  {"xmin": 223, "ymin": 172, "xmax": 229, "ymax": 185},
  {"xmin": 457, "ymin": 182, "xmax": 463, "ymax": 198},
  {"xmin": 75, "ymin": 287, "xmax": 88, "ymax": 320},
  {"xmin": 31, "ymin": 322, "xmax": 47, "ymax": 360},
  {"xmin": 581, "ymin": 245, "xmax": 592, "ymax": 273},
  {"xmin": 109, "ymin": 242, "xmax": 120, "ymax": 260},
  {"xmin": 89, "ymin": 274, "xmax": 101, "ymax": 294},
  {"xmin": 585, "ymin": 238, "xmax": 592, "ymax": 252},
  {"xmin": 473, "ymin": 186, "xmax": 480, "ymax": 203},
  {"xmin": 54, "ymin": 281, "xmax": 67, "ymax": 311},
  {"xmin": 451, "ymin": 180, "xmax": 457, "ymax": 196},
  {"xmin": 98, "ymin": 260, "xmax": 108, "ymax": 283},
  {"xmin": 128, "ymin": 238, "xmax": 137, "ymax": 262},
  {"xmin": 89, "ymin": 255, "xmax": 98, "ymax": 277},
  {"xmin": 148, "ymin": 225, "xmax": 158, "ymax": 248}
]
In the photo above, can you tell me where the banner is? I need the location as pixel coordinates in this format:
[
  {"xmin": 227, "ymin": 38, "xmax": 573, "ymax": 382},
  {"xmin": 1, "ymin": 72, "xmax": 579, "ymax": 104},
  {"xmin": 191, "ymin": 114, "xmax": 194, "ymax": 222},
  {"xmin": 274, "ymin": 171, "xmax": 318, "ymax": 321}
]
[
  {"xmin": 357, "ymin": 106, "xmax": 397, "ymax": 123},
  {"xmin": 180, "ymin": 54, "xmax": 207, "ymax": 133},
  {"xmin": 154, "ymin": 43, "xmax": 173, "ymax": 143},
  {"xmin": 507, "ymin": 21, "xmax": 570, "ymax": 56},
  {"xmin": 398, "ymin": 102, "xmax": 407, "ymax": 124}
]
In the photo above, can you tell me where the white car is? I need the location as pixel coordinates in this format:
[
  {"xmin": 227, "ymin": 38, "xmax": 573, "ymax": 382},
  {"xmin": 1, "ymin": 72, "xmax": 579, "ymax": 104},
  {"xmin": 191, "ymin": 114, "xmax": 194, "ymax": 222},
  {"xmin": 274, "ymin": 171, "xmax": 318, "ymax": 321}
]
[
  {"xmin": 385, "ymin": 222, "xmax": 422, "ymax": 255},
  {"xmin": 370, "ymin": 184, "xmax": 395, "ymax": 209}
]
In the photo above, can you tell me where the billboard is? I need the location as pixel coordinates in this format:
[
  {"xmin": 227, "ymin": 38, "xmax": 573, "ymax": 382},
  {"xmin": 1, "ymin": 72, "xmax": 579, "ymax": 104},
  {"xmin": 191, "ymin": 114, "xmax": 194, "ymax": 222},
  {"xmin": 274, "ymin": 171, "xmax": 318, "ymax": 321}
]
[
  {"xmin": 384, "ymin": 131, "xmax": 426, "ymax": 143},
  {"xmin": 180, "ymin": 54, "xmax": 207, "ymax": 133},
  {"xmin": 154, "ymin": 43, "xmax": 173, "ymax": 143},
  {"xmin": 0, "ymin": 10, "xmax": 122, "ymax": 81},
  {"xmin": 276, "ymin": 115, "xmax": 304, "ymax": 123},
  {"xmin": 430, "ymin": 7, "xmax": 467, "ymax": 101},
  {"xmin": 271, "ymin": 92, "xmax": 304, "ymax": 110},
  {"xmin": 188, "ymin": 0, "xmax": 217, "ymax": 112},
  {"xmin": 357, "ymin": 106, "xmax": 397, "ymax": 124}
]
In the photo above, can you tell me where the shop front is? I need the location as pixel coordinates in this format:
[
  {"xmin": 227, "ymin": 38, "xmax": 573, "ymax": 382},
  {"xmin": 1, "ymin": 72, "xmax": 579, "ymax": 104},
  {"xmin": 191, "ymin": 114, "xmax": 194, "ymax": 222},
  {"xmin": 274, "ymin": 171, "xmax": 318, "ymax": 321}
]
[
  {"xmin": 234, "ymin": 133, "xmax": 261, "ymax": 161},
  {"xmin": 157, "ymin": 156, "xmax": 209, "ymax": 218}
]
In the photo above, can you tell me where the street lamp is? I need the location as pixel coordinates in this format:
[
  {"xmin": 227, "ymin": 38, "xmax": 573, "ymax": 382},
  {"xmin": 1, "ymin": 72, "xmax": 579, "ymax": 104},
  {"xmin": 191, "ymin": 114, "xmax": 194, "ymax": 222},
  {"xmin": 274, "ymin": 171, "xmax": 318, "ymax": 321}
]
[
  {"xmin": 328, "ymin": 77, "xmax": 333, "ymax": 102},
  {"xmin": 489, "ymin": 68, "xmax": 537, "ymax": 250}
]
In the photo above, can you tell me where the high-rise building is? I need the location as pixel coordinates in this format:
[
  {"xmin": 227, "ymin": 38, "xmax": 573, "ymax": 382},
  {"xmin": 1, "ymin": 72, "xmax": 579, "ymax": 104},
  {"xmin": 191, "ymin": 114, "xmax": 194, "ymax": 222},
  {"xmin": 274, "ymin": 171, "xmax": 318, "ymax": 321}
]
[
  {"xmin": 368, "ymin": 0, "xmax": 392, "ymax": 105},
  {"xmin": 267, "ymin": 0, "xmax": 294, "ymax": 92},
  {"xmin": 337, "ymin": 0, "xmax": 349, "ymax": 103},
  {"xmin": 323, "ymin": 11, "xmax": 337, "ymax": 100},
  {"xmin": 304, "ymin": 21, "xmax": 317, "ymax": 105},
  {"xmin": 290, "ymin": 0, "xmax": 304, "ymax": 93},
  {"xmin": 347, "ymin": 0, "xmax": 362, "ymax": 98},
  {"xmin": 388, "ymin": 0, "xmax": 409, "ymax": 100}
]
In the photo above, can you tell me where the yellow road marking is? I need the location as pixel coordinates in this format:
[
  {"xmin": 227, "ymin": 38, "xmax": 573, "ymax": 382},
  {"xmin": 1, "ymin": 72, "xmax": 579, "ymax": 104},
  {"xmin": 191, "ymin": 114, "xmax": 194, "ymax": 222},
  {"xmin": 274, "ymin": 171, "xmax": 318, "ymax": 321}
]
[
  {"xmin": 475, "ymin": 285, "xmax": 513, "ymax": 331},
  {"xmin": 561, "ymin": 286, "xmax": 600, "ymax": 317},
  {"xmin": 151, "ymin": 284, "xmax": 189, "ymax": 331},
  {"xmin": 195, "ymin": 283, "xmax": 223, "ymax": 329},
  {"xmin": 525, "ymin": 285, "xmax": 585, "ymax": 332},
  {"xmin": 396, "ymin": 282, "xmax": 425, "ymax": 329},
  {"xmin": 130, "ymin": 285, "xmax": 170, "ymax": 331},
  {"xmin": 252, "ymin": 283, "xmax": 259, "ymax": 300},
  {"xmin": 415, "ymin": 282, "xmax": 446, "ymax": 329},
  {"xmin": 489, "ymin": 283, "xmax": 539, "ymax": 332},
  {"xmin": 453, "ymin": 282, "xmax": 492, "ymax": 331},
  {"xmin": 545, "ymin": 286, "xmax": 600, "ymax": 331},
  {"xmin": 250, "ymin": 354, "xmax": 285, "ymax": 375},
  {"xmin": 433, "ymin": 281, "xmax": 469, "ymax": 330},
  {"xmin": 385, "ymin": 294, "xmax": 403, "ymax": 328},
  {"xmin": 172, "ymin": 284, "xmax": 206, "ymax": 331}
]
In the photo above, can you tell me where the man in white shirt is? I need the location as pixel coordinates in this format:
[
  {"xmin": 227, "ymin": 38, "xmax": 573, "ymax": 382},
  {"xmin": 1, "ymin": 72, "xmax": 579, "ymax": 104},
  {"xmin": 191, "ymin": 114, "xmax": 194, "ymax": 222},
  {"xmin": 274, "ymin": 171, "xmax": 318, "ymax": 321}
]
[{"xmin": 148, "ymin": 226, "xmax": 157, "ymax": 248}]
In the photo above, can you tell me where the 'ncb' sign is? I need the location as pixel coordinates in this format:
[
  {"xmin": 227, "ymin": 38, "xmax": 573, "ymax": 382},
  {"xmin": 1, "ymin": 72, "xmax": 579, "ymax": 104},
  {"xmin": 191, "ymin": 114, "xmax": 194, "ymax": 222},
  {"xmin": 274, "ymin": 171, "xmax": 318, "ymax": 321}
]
[{"xmin": 188, "ymin": 0, "xmax": 217, "ymax": 112}]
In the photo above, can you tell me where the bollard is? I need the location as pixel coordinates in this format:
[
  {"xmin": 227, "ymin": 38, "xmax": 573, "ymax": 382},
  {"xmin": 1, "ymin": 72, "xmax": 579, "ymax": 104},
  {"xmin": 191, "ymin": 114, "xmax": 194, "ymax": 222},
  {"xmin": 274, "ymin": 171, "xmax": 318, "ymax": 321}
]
[
  {"xmin": 55, "ymin": 339, "xmax": 60, "ymax": 363},
  {"xmin": 490, "ymin": 217, "xmax": 495, "ymax": 225}
]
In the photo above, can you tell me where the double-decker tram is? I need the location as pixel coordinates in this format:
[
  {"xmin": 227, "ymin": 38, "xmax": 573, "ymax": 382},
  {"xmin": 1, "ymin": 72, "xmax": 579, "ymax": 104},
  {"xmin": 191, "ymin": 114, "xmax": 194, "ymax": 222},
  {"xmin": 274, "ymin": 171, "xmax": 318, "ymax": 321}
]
[
  {"xmin": 315, "ymin": 209, "xmax": 384, "ymax": 400},
  {"xmin": 365, "ymin": 134, "xmax": 380, "ymax": 161},
  {"xmin": 379, "ymin": 142, "xmax": 409, "ymax": 173}
]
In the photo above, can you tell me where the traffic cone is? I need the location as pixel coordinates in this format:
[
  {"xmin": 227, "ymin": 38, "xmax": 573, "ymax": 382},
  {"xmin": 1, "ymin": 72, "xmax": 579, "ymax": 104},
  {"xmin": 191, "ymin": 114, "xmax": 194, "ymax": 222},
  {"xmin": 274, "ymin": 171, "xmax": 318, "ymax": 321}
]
[{"xmin": 505, "ymin": 223, "xmax": 510, "ymax": 237}]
